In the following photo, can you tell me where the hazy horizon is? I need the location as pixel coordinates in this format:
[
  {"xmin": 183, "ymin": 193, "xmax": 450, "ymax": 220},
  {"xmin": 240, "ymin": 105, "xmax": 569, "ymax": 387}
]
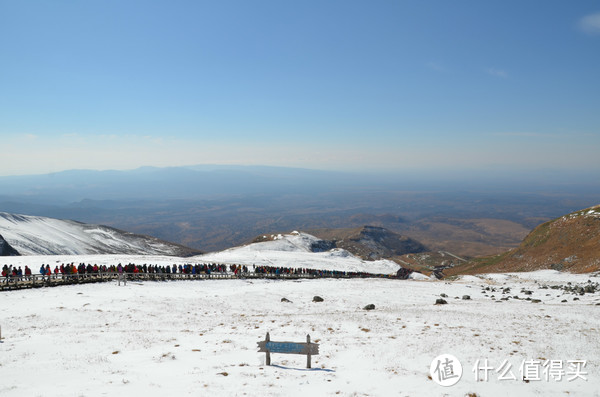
[{"xmin": 1, "ymin": 162, "xmax": 599, "ymax": 187}]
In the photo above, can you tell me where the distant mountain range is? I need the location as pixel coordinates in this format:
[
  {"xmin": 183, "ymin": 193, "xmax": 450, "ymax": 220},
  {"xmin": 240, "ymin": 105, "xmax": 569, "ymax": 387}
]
[
  {"xmin": 0, "ymin": 165, "xmax": 364, "ymax": 203},
  {"xmin": 2, "ymin": 165, "xmax": 600, "ymax": 259},
  {"xmin": 0, "ymin": 212, "xmax": 202, "ymax": 256}
]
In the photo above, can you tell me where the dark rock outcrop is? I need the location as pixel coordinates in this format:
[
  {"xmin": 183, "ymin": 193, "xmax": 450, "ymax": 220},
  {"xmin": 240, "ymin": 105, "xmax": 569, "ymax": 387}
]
[
  {"xmin": 310, "ymin": 239, "xmax": 336, "ymax": 252},
  {"xmin": 308, "ymin": 225, "xmax": 427, "ymax": 261},
  {"xmin": 0, "ymin": 234, "xmax": 20, "ymax": 256}
]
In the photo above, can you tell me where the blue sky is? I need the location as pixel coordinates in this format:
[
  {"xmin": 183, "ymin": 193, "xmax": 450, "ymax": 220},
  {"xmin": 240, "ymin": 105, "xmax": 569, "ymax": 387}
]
[{"xmin": 1, "ymin": 1, "xmax": 599, "ymax": 176}]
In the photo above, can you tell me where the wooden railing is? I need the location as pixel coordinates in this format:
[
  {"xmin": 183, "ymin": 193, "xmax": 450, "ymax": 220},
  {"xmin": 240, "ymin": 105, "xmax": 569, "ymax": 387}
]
[{"xmin": 0, "ymin": 270, "xmax": 388, "ymax": 291}]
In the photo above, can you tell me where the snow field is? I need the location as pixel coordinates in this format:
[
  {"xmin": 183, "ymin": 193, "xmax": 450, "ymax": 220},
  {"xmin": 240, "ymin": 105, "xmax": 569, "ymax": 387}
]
[{"xmin": 1, "ymin": 272, "xmax": 599, "ymax": 396}]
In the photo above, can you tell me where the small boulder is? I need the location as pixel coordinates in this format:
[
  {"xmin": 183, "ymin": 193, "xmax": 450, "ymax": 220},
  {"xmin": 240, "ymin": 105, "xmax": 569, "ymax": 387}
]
[
  {"xmin": 462, "ymin": 295, "xmax": 471, "ymax": 300},
  {"xmin": 313, "ymin": 296, "xmax": 324, "ymax": 302},
  {"xmin": 585, "ymin": 285, "xmax": 595, "ymax": 294},
  {"xmin": 363, "ymin": 304, "xmax": 376, "ymax": 311},
  {"xmin": 435, "ymin": 298, "xmax": 448, "ymax": 305},
  {"xmin": 440, "ymin": 293, "xmax": 448, "ymax": 298},
  {"xmin": 281, "ymin": 298, "xmax": 291, "ymax": 303}
]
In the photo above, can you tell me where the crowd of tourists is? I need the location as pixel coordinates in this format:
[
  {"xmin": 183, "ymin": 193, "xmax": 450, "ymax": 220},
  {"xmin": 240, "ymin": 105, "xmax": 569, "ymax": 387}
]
[
  {"xmin": 1, "ymin": 262, "xmax": 239, "ymax": 280},
  {"xmin": 253, "ymin": 265, "xmax": 380, "ymax": 278},
  {"xmin": 2, "ymin": 262, "xmax": 388, "ymax": 283}
]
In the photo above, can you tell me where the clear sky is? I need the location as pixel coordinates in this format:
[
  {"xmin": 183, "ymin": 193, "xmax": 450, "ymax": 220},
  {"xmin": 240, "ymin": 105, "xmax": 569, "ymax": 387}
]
[{"xmin": 1, "ymin": 1, "xmax": 599, "ymax": 176}]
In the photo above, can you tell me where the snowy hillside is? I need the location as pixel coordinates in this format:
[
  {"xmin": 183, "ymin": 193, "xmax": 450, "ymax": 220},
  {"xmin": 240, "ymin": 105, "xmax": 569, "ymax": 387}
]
[
  {"xmin": 0, "ymin": 268, "xmax": 598, "ymax": 396},
  {"xmin": 0, "ymin": 232, "xmax": 407, "ymax": 277},
  {"xmin": 197, "ymin": 231, "xmax": 404, "ymax": 275},
  {"xmin": 0, "ymin": 212, "xmax": 201, "ymax": 256},
  {"xmin": 0, "ymin": 232, "xmax": 405, "ymax": 275}
]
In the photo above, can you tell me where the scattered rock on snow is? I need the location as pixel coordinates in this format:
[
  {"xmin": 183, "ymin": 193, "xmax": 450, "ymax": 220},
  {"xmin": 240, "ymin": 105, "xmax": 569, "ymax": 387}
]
[
  {"xmin": 313, "ymin": 296, "xmax": 324, "ymax": 302},
  {"xmin": 584, "ymin": 285, "xmax": 595, "ymax": 293},
  {"xmin": 462, "ymin": 295, "xmax": 471, "ymax": 300},
  {"xmin": 363, "ymin": 304, "xmax": 376, "ymax": 311},
  {"xmin": 435, "ymin": 298, "xmax": 448, "ymax": 305},
  {"xmin": 281, "ymin": 298, "xmax": 292, "ymax": 303}
]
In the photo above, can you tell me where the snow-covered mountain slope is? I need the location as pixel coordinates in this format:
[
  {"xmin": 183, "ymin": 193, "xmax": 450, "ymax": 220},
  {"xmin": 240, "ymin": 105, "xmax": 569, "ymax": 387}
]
[
  {"xmin": 0, "ymin": 212, "xmax": 202, "ymax": 256},
  {"xmin": 197, "ymin": 231, "xmax": 404, "ymax": 275},
  {"xmin": 0, "ymin": 225, "xmax": 405, "ymax": 276}
]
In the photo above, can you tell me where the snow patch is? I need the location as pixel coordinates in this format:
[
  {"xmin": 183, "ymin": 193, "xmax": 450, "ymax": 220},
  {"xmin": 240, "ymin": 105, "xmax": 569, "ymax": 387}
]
[{"xmin": 408, "ymin": 271, "xmax": 430, "ymax": 280}]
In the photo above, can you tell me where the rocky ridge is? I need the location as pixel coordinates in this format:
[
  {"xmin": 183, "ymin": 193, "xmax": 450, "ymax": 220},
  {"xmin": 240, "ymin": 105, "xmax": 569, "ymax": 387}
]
[{"xmin": 446, "ymin": 205, "xmax": 600, "ymax": 275}]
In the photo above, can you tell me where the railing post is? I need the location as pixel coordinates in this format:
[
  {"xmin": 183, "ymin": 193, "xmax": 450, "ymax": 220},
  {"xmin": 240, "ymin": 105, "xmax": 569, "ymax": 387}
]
[{"xmin": 265, "ymin": 332, "xmax": 271, "ymax": 366}]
